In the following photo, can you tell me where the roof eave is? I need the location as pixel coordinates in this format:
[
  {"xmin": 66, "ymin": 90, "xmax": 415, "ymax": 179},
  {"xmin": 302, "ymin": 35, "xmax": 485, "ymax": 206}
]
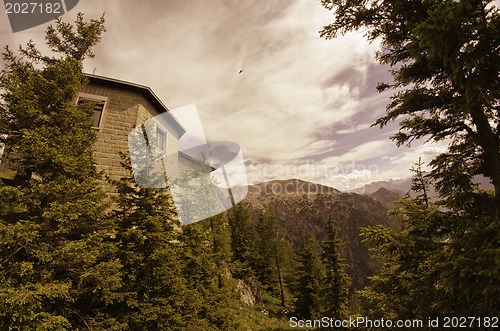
[{"xmin": 85, "ymin": 74, "xmax": 186, "ymax": 138}]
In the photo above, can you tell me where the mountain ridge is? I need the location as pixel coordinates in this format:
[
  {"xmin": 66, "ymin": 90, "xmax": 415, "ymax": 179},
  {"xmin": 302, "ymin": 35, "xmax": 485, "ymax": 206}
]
[{"xmin": 240, "ymin": 178, "xmax": 393, "ymax": 291}]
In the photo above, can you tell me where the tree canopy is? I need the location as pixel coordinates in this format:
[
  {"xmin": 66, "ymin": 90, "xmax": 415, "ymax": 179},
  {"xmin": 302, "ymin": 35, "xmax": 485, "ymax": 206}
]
[
  {"xmin": 321, "ymin": 0, "xmax": 500, "ymax": 319},
  {"xmin": 0, "ymin": 13, "xmax": 119, "ymax": 329},
  {"xmin": 321, "ymin": 0, "xmax": 500, "ymax": 220}
]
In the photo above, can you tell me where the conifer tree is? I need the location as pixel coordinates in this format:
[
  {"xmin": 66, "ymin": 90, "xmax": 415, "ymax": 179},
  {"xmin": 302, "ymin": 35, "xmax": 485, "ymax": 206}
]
[
  {"xmin": 321, "ymin": 0, "xmax": 500, "ymax": 221},
  {"xmin": 175, "ymin": 155, "xmax": 240, "ymax": 329},
  {"xmin": 359, "ymin": 161, "xmax": 499, "ymax": 319},
  {"xmin": 227, "ymin": 203, "xmax": 256, "ymax": 275},
  {"xmin": 175, "ymin": 153, "xmax": 234, "ymax": 286},
  {"xmin": 321, "ymin": 218, "xmax": 350, "ymax": 320},
  {"xmin": 109, "ymin": 154, "xmax": 201, "ymax": 330},
  {"xmin": 293, "ymin": 233, "xmax": 325, "ymax": 319},
  {"xmin": 255, "ymin": 213, "xmax": 293, "ymax": 307},
  {"xmin": 0, "ymin": 14, "xmax": 124, "ymax": 329},
  {"xmin": 179, "ymin": 214, "xmax": 243, "ymax": 330}
]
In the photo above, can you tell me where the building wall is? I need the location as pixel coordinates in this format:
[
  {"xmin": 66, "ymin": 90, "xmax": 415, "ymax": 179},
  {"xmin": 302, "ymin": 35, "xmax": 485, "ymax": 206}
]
[
  {"xmin": 79, "ymin": 82, "xmax": 180, "ymax": 191},
  {"xmin": 178, "ymin": 153, "xmax": 197, "ymax": 177}
]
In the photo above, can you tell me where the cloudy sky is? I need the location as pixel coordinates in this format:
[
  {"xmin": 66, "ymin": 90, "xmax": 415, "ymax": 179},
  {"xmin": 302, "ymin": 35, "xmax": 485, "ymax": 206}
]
[{"xmin": 0, "ymin": 0, "xmax": 451, "ymax": 190}]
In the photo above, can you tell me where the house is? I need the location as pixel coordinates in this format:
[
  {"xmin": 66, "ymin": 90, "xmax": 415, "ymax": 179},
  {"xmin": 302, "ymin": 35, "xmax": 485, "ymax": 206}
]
[{"xmin": 78, "ymin": 74, "xmax": 187, "ymax": 190}]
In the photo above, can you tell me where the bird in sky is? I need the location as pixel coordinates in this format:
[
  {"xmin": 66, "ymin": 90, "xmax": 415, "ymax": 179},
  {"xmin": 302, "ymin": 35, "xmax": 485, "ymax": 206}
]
[{"xmin": 238, "ymin": 70, "xmax": 243, "ymax": 74}]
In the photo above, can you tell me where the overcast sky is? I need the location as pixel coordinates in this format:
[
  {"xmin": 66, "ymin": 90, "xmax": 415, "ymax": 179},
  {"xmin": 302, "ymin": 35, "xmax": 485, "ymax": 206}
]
[{"xmin": 0, "ymin": 0, "xmax": 451, "ymax": 190}]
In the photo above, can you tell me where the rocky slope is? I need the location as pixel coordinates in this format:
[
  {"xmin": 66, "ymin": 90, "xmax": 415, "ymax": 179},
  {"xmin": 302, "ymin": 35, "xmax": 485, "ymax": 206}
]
[
  {"xmin": 369, "ymin": 187, "xmax": 402, "ymax": 210},
  {"xmin": 241, "ymin": 179, "xmax": 393, "ymax": 291}
]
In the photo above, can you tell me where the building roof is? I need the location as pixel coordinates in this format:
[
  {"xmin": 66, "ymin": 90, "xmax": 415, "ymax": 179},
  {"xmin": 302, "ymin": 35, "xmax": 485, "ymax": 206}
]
[{"xmin": 85, "ymin": 74, "xmax": 186, "ymax": 138}]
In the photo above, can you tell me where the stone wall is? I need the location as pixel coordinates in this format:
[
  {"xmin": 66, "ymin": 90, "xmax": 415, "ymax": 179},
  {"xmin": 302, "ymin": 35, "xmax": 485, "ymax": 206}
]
[{"xmin": 79, "ymin": 82, "xmax": 180, "ymax": 192}]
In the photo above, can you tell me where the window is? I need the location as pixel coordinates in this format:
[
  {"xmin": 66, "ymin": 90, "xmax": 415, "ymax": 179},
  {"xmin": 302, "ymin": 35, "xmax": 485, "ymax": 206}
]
[
  {"xmin": 0, "ymin": 134, "xmax": 6, "ymax": 164},
  {"xmin": 0, "ymin": 142, "xmax": 4, "ymax": 164},
  {"xmin": 156, "ymin": 125, "xmax": 167, "ymax": 153},
  {"xmin": 77, "ymin": 93, "xmax": 107, "ymax": 129}
]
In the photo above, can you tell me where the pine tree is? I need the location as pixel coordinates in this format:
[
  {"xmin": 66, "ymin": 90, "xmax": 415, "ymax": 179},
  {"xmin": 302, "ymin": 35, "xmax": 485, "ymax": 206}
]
[
  {"xmin": 408, "ymin": 157, "xmax": 431, "ymax": 207},
  {"xmin": 359, "ymin": 161, "xmax": 499, "ymax": 318},
  {"xmin": 172, "ymin": 153, "xmax": 223, "ymax": 226},
  {"xmin": 108, "ymin": 154, "xmax": 202, "ymax": 330},
  {"xmin": 174, "ymin": 155, "xmax": 240, "ymax": 329},
  {"xmin": 321, "ymin": 218, "xmax": 350, "ymax": 320},
  {"xmin": 321, "ymin": 0, "xmax": 500, "ymax": 222},
  {"xmin": 0, "ymin": 13, "xmax": 125, "ymax": 329},
  {"xmin": 174, "ymin": 153, "xmax": 234, "ymax": 287},
  {"xmin": 179, "ymin": 214, "xmax": 243, "ymax": 330},
  {"xmin": 293, "ymin": 233, "xmax": 325, "ymax": 320},
  {"xmin": 227, "ymin": 203, "xmax": 256, "ymax": 276},
  {"xmin": 255, "ymin": 213, "xmax": 294, "ymax": 307},
  {"xmin": 321, "ymin": 0, "xmax": 500, "ymax": 319}
]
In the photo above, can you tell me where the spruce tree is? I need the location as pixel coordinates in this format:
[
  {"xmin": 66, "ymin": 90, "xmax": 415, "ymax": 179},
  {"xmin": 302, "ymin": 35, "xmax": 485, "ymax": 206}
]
[
  {"xmin": 109, "ymin": 154, "xmax": 201, "ymax": 330},
  {"xmin": 175, "ymin": 155, "xmax": 240, "ymax": 329},
  {"xmin": 293, "ymin": 233, "xmax": 325, "ymax": 320},
  {"xmin": 321, "ymin": 0, "xmax": 500, "ymax": 319},
  {"xmin": 0, "ymin": 14, "xmax": 124, "ymax": 330},
  {"xmin": 179, "ymin": 214, "xmax": 242, "ymax": 330},
  {"xmin": 321, "ymin": 0, "xmax": 500, "ymax": 221},
  {"xmin": 359, "ymin": 161, "xmax": 499, "ymax": 318},
  {"xmin": 227, "ymin": 203, "xmax": 256, "ymax": 276},
  {"xmin": 321, "ymin": 218, "xmax": 350, "ymax": 320},
  {"xmin": 255, "ymin": 213, "xmax": 293, "ymax": 307}
]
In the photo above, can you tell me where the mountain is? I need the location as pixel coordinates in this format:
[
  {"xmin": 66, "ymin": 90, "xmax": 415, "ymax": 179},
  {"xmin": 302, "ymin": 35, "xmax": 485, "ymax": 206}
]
[
  {"xmin": 369, "ymin": 187, "xmax": 402, "ymax": 210},
  {"xmin": 353, "ymin": 175, "xmax": 494, "ymax": 197},
  {"xmin": 241, "ymin": 178, "xmax": 392, "ymax": 291},
  {"xmin": 351, "ymin": 177, "xmax": 412, "ymax": 195}
]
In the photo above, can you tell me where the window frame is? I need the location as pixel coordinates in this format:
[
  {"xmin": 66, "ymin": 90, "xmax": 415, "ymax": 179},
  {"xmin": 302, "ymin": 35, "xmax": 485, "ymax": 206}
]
[
  {"xmin": 76, "ymin": 93, "xmax": 108, "ymax": 130},
  {"xmin": 0, "ymin": 134, "xmax": 5, "ymax": 164},
  {"xmin": 155, "ymin": 122, "xmax": 168, "ymax": 155}
]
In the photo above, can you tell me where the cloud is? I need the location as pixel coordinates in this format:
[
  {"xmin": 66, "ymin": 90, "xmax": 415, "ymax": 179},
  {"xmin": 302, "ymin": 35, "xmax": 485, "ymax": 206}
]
[
  {"xmin": 329, "ymin": 169, "xmax": 375, "ymax": 191},
  {"xmin": 374, "ymin": 141, "xmax": 449, "ymax": 181},
  {"xmin": 336, "ymin": 123, "xmax": 371, "ymax": 135}
]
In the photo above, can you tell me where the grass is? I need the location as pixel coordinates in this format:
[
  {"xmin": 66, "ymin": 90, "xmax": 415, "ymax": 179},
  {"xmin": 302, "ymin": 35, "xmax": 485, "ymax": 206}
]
[{"xmin": 219, "ymin": 290, "xmax": 296, "ymax": 330}]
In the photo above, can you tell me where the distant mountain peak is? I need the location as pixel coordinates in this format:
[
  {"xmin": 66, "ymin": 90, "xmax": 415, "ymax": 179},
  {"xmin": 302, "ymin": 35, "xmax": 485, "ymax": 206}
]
[
  {"xmin": 350, "ymin": 177, "xmax": 413, "ymax": 195},
  {"xmin": 369, "ymin": 187, "xmax": 402, "ymax": 210},
  {"xmin": 351, "ymin": 174, "xmax": 493, "ymax": 196}
]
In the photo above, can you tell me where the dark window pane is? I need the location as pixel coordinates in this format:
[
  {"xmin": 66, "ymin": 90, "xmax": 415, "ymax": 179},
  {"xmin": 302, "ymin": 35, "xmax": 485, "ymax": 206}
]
[{"xmin": 78, "ymin": 98, "xmax": 105, "ymax": 128}]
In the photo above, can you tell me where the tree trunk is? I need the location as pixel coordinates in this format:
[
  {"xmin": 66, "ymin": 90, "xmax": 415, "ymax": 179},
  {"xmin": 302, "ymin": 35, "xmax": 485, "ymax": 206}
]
[
  {"xmin": 275, "ymin": 253, "xmax": 285, "ymax": 308},
  {"xmin": 210, "ymin": 218, "xmax": 224, "ymax": 289},
  {"xmin": 469, "ymin": 104, "xmax": 500, "ymax": 224}
]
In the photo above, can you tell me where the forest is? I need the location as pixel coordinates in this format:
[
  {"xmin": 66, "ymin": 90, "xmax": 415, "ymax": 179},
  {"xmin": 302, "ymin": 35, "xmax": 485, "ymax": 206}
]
[{"xmin": 1, "ymin": 0, "xmax": 499, "ymax": 329}]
